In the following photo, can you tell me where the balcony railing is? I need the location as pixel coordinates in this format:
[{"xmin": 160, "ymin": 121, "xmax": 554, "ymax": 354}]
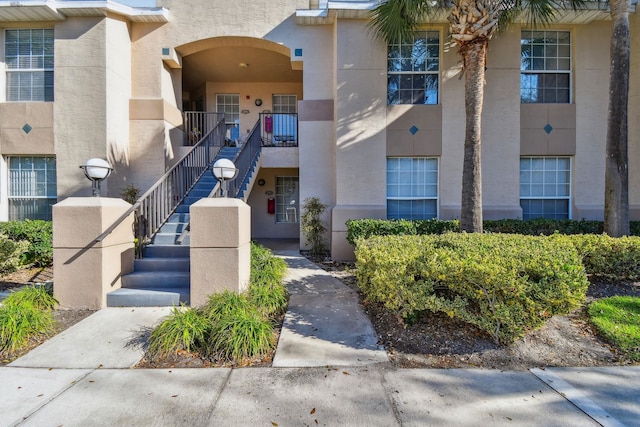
[
  {"xmin": 184, "ymin": 112, "xmax": 224, "ymax": 146},
  {"xmin": 259, "ymin": 113, "xmax": 298, "ymax": 147}
]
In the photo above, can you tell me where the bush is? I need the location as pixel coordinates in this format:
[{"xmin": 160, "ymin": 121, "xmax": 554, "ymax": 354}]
[
  {"xmin": 355, "ymin": 233, "xmax": 588, "ymax": 344},
  {"xmin": 561, "ymin": 234, "xmax": 640, "ymax": 280},
  {"xmin": 346, "ymin": 218, "xmax": 459, "ymax": 246},
  {"xmin": 0, "ymin": 235, "xmax": 29, "ymax": 274},
  {"xmin": 2, "ymin": 285, "xmax": 57, "ymax": 311},
  {"xmin": 147, "ymin": 306, "xmax": 209, "ymax": 357},
  {"xmin": 346, "ymin": 218, "xmax": 640, "ymax": 245},
  {"xmin": 0, "ymin": 220, "xmax": 53, "ymax": 267},
  {"xmin": 589, "ymin": 296, "xmax": 640, "ymax": 361},
  {"xmin": 0, "ymin": 301, "xmax": 55, "ymax": 353},
  {"xmin": 207, "ymin": 303, "xmax": 274, "ymax": 361},
  {"xmin": 148, "ymin": 243, "xmax": 287, "ymax": 363},
  {"xmin": 301, "ymin": 197, "xmax": 328, "ymax": 256}
]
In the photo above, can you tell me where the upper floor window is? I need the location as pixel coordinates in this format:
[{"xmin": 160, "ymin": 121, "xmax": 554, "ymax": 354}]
[
  {"xmin": 5, "ymin": 29, "xmax": 54, "ymax": 102},
  {"xmin": 272, "ymin": 94, "xmax": 297, "ymax": 113},
  {"xmin": 387, "ymin": 31, "xmax": 439, "ymax": 105},
  {"xmin": 521, "ymin": 30, "xmax": 571, "ymax": 103}
]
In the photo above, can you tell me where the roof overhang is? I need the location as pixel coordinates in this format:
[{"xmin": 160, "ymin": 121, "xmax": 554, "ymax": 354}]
[
  {"xmin": 296, "ymin": 0, "xmax": 635, "ymax": 26},
  {"xmin": 0, "ymin": 1, "xmax": 168, "ymax": 23}
]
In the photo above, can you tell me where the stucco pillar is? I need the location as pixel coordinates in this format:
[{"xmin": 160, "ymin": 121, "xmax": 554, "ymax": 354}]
[
  {"xmin": 53, "ymin": 198, "xmax": 134, "ymax": 309},
  {"xmin": 190, "ymin": 198, "xmax": 251, "ymax": 307}
]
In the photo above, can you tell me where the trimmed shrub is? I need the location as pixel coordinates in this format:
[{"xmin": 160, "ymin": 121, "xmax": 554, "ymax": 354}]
[
  {"xmin": 0, "ymin": 220, "xmax": 53, "ymax": 267},
  {"xmin": 560, "ymin": 234, "xmax": 640, "ymax": 280},
  {"xmin": 355, "ymin": 233, "xmax": 588, "ymax": 344},
  {"xmin": 301, "ymin": 197, "xmax": 328, "ymax": 256},
  {"xmin": 346, "ymin": 218, "xmax": 459, "ymax": 246},
  {"xmin": 0, "ymin": 235, "xmax": 29, "ymax": 274}
]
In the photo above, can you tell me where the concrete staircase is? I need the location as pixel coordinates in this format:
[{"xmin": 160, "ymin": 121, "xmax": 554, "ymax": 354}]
[{"xmin": 107, "ymin": 146, "xmax": 258, "ymax": 307}]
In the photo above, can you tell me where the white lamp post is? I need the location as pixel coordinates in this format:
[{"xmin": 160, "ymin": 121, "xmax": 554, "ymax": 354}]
[
  {"xmin": 211, "ymin": 158, "xmax": 239, "ymax": 198},
  {"xmin": 80, "ymin": 158, "xmax": 113, "ymax": 197}
]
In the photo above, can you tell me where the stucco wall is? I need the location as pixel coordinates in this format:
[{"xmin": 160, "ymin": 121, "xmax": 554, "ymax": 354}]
[
  {"xmin": 54, "ymin": 17, "xmax": 109, "ymax": 199},
  {"xmin": 247, "ymin": 167, "xmax": 300, "ymax": 239},
  {"xmin": 105, "ymin": 15, "xmax": 132, "ymax": 197}
]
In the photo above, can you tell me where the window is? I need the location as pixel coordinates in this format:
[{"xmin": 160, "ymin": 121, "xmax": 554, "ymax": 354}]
[
  {"xmin": 387, "ymin": 157, "xmax": 438, "ymax": 220},
  {"xmin": 8, "ymin": 156, "xmax": 57, "ymax": 220},
  {"xmin": 387, "ymin": 31, "xmax": 439, "ymax": 105},
  {"xmin": 275, "ymin": 176, "xmax": 299, "ymax": 223},
  {"xmin": 5, "ymin": 29, "xmax": 54, "ymax": 102},
  {"xmin": 521, "ymin": 30, "xmax": 571, "ymax": 103},
  {"xmin": 272, "ymin": 94, "xmax": 297, "ymax": 113},
  {"xmin": 520, "ymin": 157, "xmax": 571, "ymax": 220},
  {"xmin": 216, "ymin": 94, "xmax": 239, "ymax": 124}
]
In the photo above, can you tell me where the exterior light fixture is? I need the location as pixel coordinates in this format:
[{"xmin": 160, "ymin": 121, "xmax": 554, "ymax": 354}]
[
  {"xmin": 80, "ymin": 158, "xmax": 113, "ymax": 197},
  {"xmin": 211, "ymin": 158, "xmax": 239, "ymax": 198}
]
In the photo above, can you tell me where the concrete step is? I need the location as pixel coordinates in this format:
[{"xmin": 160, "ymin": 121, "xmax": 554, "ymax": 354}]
[
  {"xmin": 159, "ymin": 222, "xmax": 188, "ymax": 234},
  {"xmin": 143, "ymin": 245, "xmax": 190, "ymax": 258},
  {"xmin": 181, "ymin": 197, "xmax": 202, "ymax": 206},
  {"xmin": 168, "ymin": 213, "xmax": 190, "ymax": 223},
  {"xmin": 175, "ymin": 205, "xmax": 190, "ymax": 214},
  {"xmin": 134, "ymin": 257, "xmax": 190, "ymax": 272},
  {"xmin": 188, "ymin": 188, "xmax": 211, "ymax": 197},
  {"xmin": 152, "ymin": 233, "xmax": 189, "ymax": 245},
  {"xmin": 121, "ymin": 271, "xmax": 189, "ymax": 289},
  {"xmin": 107, "ymin": 287, "xmax": 188, "ymax": 307}
]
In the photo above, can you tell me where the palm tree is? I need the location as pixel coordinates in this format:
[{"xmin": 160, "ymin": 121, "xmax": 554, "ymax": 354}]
[
  {"xmin": 604, "ymin": 0, "xmax": 631, "ymax": 237},
  {"xmin": 369, "ymin": 0, "xmax": 585, "ymax": 232}
]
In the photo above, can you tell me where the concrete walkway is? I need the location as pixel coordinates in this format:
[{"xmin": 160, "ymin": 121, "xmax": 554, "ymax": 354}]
[
  {"xmin": 1, "ymin": 242, "xmax": 639, "ymax": 426},
  {"xmin": 271, "ymin": 249, "xmax": 388, "ymax": 367}
]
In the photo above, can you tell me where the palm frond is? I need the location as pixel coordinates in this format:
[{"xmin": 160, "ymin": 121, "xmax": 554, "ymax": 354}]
[{"xmin": 368, "ymin": 0, "xmax": 437, "ymax": 44}]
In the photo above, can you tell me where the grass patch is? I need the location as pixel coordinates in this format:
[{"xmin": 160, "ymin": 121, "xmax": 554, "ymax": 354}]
[
  {"xmin": 589, "ymin": 296, "xmax": 640, "ymax": 361},
  {"xmin": 146, "ymin": 243, "xmax": 288, "ymax": 364},
  {"xmin": 0, "ymin": 286, "xmax": 57, "ymax": 354},
  {"xmin": 148, "ymin": 305, "xmax": 209, "ymax": 357},
  {"xmin": 2, "ymin": 285, "xmax": 57, "ymax": 311}
]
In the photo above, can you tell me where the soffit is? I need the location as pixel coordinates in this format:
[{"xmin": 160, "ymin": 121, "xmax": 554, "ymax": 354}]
[
  {"xmin": 0, "ymin": 1, "xmax": 168, "ymax": 23},
  {"xmin": 182, "ymin": 46, "xmax": 302, "ymax": 92}
]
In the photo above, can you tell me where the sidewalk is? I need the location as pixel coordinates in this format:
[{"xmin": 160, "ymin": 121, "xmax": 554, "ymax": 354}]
[{"xmin": 0, "ymin": 244, "xmax": 638, "ymax": 426}]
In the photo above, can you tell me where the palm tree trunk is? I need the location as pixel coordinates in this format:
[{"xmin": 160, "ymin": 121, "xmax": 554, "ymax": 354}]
[
  {"xmin": 604, "ymin": 0, "xmax": 631, "ymax": 237},
  {"xmin": 460, "ymin": 40, "xmax": 487, "ymax": 233}
]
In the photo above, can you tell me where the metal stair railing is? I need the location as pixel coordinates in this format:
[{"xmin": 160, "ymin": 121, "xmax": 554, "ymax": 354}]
[
  {"xmin": 225, "ymin": 119, "xmax": 262, "ymax": 198},
  {"xmin": 94, "ymin": 113, "xmax": 226, "ymax": 257}
]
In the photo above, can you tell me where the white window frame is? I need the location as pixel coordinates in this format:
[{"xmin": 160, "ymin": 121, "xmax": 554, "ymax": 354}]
[
  {"xmin": 519, "ymin": 156, "xmax": 572, "ymax": 220},
  {"xmin": 216, "ymin": 93, "xmax": 239, "ymax": 125},
  {"xmin": 387, "ymin": 30, "xmax": 440, "ymax": 105},
  {"xmin": 7, "ymin": 156, "xmax": 57, "ymax": 221},
  {"xmin": 386, "ymin": 157, "xmax": 439, "ymax": 220},
  {"xmin": 4, "ymin": 28, "xmax": 54, "ymax": 102},
  {"xmin": 520, "ymin": 30, "xmax": 572, "ymax": 104},
  {"xmin": 272, "ymin": 94, "xmax": 297, "ymax": 114},
  {"xmin": 275, "ymin": 176, "xmax": 299, "ymax": 224}
]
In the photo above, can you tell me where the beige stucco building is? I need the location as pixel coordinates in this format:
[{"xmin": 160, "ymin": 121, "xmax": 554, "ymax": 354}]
[{"xmin": 0, "ymin": 0, "xmax": 638, "ymax": 259}]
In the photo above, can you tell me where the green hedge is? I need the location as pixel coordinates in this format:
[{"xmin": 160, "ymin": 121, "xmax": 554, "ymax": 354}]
[
  {"xmin": 347, "ymin": 218, "xmax": 640, "ymax": 246},
  {"xmin": 0, "ymin": 220, "xmax": 53, "ymax": 267},
  {"xmin": 355, "ymin": 233, "xmax": 589, "ymax": 344},
  {"xmin": 347, "ymin": 218, "xmax": 640, "ymax": 280}
]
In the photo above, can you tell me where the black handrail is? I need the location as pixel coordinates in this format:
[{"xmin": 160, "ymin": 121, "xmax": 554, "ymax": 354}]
[{"xmin": 95, "ymin": 114, "xmax": 226, "ymax": 257}]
